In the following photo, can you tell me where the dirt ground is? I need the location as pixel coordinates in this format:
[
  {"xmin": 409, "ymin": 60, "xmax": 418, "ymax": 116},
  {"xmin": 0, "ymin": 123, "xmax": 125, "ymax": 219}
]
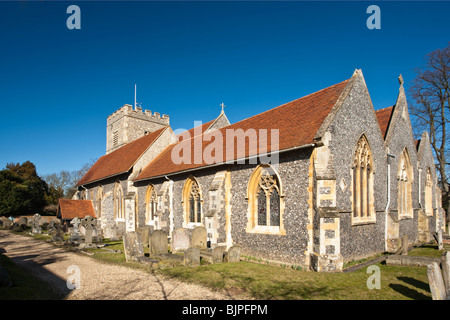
[{"xmin": 0, "ymin": 230, "xmax": 241, "ymax": 300}]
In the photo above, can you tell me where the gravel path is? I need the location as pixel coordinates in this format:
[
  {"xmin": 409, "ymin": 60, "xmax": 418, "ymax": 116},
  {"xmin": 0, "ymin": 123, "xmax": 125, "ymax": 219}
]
[{"xmin": 0, "ymin": 230, "xmax": 239, "ymax": 300}]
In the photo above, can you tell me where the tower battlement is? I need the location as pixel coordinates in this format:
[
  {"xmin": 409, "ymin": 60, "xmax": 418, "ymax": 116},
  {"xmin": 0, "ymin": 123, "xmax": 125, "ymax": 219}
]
[
  {"xmin": 107, "ymin": 104, "xmax": 170, "ymax": 126},
  {"xmin": 106, "ymin": 104, "xmax": 170, "ymax": 154}
]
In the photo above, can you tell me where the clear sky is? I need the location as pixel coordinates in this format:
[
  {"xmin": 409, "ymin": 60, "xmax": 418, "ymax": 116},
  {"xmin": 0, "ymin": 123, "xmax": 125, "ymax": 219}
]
[{"xmin": 0, "ymin": 1, "xmax": 449, "ymax": 176}]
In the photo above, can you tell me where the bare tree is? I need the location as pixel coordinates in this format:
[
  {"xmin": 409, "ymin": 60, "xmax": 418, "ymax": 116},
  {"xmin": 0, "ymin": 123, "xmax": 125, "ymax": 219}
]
[{"xmin": 409, "ymin": 43, "xmax": 450, "ymax": 218}]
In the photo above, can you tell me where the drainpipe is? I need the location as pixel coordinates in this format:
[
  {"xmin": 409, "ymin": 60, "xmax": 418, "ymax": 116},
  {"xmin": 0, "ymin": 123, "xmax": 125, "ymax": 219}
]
[
  {"xmin": 385, "ymin": 153, "xmax": 396, "ymax": 251},
  {"xmin": 418, "ymin": 168, "xmax": 422, "ymax": 209}
]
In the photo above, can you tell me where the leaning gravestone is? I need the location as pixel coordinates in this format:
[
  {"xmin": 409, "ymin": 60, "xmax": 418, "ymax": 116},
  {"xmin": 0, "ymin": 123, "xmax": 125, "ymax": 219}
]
[
  {"xmin": 150, "ymin": 230, "xmax": 168, "ymax": 256},
  {"xmin": 31, "ymin": 213, "xmax": 42, "ymax": 234},
  {"xmin": 441, "ymin": 251, "xmax": 450, "ymax": 297},
  {"xmin": 427, "ymin": 262, "xmax": 448, "ymax": 300},
  {"xmin": 184, "ymin": 247, "xmax": 200, "ymax": 267},
  {"xmin": 172, "ymin": 228, "xmax": 190, "ymax": 253},
  {"xmin": 192, "ymin": 226, "xmax": 207, "ymax": 249}
]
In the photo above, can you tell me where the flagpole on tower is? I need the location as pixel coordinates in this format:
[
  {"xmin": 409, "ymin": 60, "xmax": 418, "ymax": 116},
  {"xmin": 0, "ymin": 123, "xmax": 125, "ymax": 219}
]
[{"xmin": 134, "ymin": 84, "xmax": 137, "ymax": 110}]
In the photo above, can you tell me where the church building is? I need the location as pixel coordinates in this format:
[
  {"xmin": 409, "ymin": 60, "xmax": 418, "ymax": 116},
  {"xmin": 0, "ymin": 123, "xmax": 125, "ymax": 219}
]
[{"xmin": 75, "ymin": 70, "xmax": 445, "ymax": 272}]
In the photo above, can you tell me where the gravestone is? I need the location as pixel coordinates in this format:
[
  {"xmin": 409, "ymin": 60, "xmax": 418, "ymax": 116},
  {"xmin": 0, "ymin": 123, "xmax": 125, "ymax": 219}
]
[
  {"xmin": 212, "ymin": 246, "xmax": 225, "ymax": 264},
  {"xmin": 18, "ymin": 217, "xmax": 28, "ymax": 228},
  {"xmin": 49, "ymin": 219, "xmax": 64, "ymax": 242},
  {"xmin": 31, "ymin": 213, "xmax": 42, "ymax": 234},
  {"xmin": 184, "ymin": 247, "xmax": 200, "ymax": 267},
  {"xmin": 150, "ymin": 230, "xmax": 168, "ymax": 256},
  {"xmin": 401, "ymin": 234, "xmax": 409, "ymax": 255},
  {"xmin": 438, "ymin": 231, "xmax": 444, "ymax": 250},
  {"xmin": 441, "ymin": 251, "xmax": 450, "ymax": 297},
  {"xmin": 172, "ymin": 228, "xmax": 190, "ymax": 253},
  {"xmin": 137, "ymin": 227, "xmax": 150, "ymax": 248},
  {"xmin": 123, "ymin": 231, "xmax": 145, "ymax": 262},
  {"xmin": 0, "ymin": 217, "xmax": 11, "ymax": 229},
  {"xmin": 70, "ymin": 217, "xmax": 82, "ymax": 242},
  {"xmin": 227, "ymin": 245, "xmax": 241, "ymax": 263},
  {"xmin": 81, "ymin": 216, "xmax": 97, "ymax": 245},
  {"xmin": 427, "ymin": 262, "xmax": 447, "ymax": 300},
  {"xmin": 192, "ymin": 226, "xmax": 207, "ymax": 249}
]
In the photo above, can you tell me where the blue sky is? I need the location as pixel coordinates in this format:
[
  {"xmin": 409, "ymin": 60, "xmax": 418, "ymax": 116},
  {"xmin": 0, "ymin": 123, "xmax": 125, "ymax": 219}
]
[{"xmin": 0, "ymin": 1, "xmax": 449, "ymax": 176}]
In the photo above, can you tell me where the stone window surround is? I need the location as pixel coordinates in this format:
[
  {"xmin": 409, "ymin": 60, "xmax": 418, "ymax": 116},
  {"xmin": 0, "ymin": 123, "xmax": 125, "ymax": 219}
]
[
  {"xmin": 145, "ymin": 184, "xmax": 158, "ymax": 226},
  {"xmin": 182, "ymin": 176, "xmax": 204, "ymax": 228},
  {"xmin": 351, "ymin": 134, "xmax": 376, "ymax": 226},
  {"xmin": 398, "ymin": 148, "xmax": 414, "ymax": 219},
  {"xmin": 246, "ymin": 164, "xmax": 286, "ymax": 235},
  {"xmin": 113, "ymin": 181, "xmax": 125, "ymax": 221}
]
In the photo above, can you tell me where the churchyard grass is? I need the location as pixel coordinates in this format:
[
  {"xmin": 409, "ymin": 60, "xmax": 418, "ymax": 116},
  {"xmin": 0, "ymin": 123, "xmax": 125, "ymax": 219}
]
[
  {"xmin": 11, "ymin": 232, "xmax": 444, "ymax": 300},
  {"xmin": 159, "ymin": 245, "xmax": 444, "ymax": 300}
]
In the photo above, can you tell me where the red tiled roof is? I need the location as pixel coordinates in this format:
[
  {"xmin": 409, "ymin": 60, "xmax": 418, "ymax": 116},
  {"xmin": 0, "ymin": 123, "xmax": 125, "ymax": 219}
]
[
  {"xmin": 77, "ymin": 126, "xmax": 168, "ymax": 186},
  {"xmin": 135, "ymin": 79, "xmax": 350, "ymax": 180},
  {"xmin": 375, "ymin": 106, "xmax": 394, "ymax": 139},
  {"xmin": 58, "ymin": 199, "xmax": 96, "ymax": 220}
]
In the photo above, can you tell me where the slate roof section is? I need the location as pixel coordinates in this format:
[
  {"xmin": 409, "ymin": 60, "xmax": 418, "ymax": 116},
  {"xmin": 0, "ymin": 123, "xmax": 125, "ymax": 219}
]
[
  {"xmin": 57, "ymin": 199, "xmax": 96, "ymax": 220},
  {"xmin": 76, "ymin": 126, "xmax": 168, "ymax": 186},
  {"xmin": 135, "ymin": 78, "xmax": 350, "ymax": 181}
]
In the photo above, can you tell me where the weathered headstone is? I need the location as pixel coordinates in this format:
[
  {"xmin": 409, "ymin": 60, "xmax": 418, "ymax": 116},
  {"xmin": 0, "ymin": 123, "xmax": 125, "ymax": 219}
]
[
  {"xmin": 227, "ymin": 245, "xmax": 241, "ymax": 263},
  {"xmin": 31, "ymin": 213, "xmax": 42, "ymax": 234},
  {"xmin": 184, "ymin": 247, "xmax": 200, "ymax": 267},
  {"xmin": 123, "ymin": 231, "xmax": 145, "ymax": 262},
  {"xmin": 137, "ymin": 227, "xmax": 150, "ymax": 248},
  {"xmin": 18, "ymin": 217, "xmax": 28, "ymax": 228},
  {"xmin": 0, "ymin": 217, "xmax": 10, "ymax": 229},
  {"xmin": 70, "ymin": 217, "xmax": 82, "ymax": 242},
  {"xmin": 441, "ymin": 251, "xmax": 450, "ymax": 297},
  {"xmin": 192, "ymin": 226, "xmax": 207, "ymax": 249},
  {"xmin": 172, "ymin": 228, "xmax": 190, "ymax": 253},
  {"xmin": 150, "ymin": 230, "xmax": 168, "ymax": 256},
  {"xmin": 438, "ymin": 230, "xmax": 444, "ymax": 250},
  {"xmin": 212, "ymin": 246, "xmax": 225, "ymax": 264},
  {"xmin": 401, "ymin": 234, "xmax": 409, "ymax": 255},
  {"xmin": 427, "ymin": 262, "xmax": 448, "ymax": 300},
  {"xmin": 49, "ymin": 219, "xmax": 64, "ymax": 242},
  {"xmin": 81, "ymin": 216, "xmax": 97, "ymax": 245}
]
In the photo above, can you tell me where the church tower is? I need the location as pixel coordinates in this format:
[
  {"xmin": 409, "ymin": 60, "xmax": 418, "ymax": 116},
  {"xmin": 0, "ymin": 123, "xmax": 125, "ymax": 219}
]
[{"xmin": 106, "ymin": 104, "xmax": 169, "ymax": 154}]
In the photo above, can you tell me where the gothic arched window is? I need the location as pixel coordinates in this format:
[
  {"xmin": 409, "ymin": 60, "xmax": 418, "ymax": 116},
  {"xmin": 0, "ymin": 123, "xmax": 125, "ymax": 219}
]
[
  {"xmin": 247, "ymin": 165, "xmax": 285, "ymax": 234},
  {"xmin": 398, "ymin": 148, "xmax": 413, "ymax": 218},
  {"xmin": 183, "ymin": 177, "xmax": 202, "ymax": 225},
  {"xmin": 114, "ymin": 182, "xmax": 124, "ymax": 220},
  {"xmin": 352, "ymin": 135, "xmax": 375, "ymax": 223}
]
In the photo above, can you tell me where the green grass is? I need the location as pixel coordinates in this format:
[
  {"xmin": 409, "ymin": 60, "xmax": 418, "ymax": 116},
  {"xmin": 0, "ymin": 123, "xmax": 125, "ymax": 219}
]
[
  {"xmin": 159, "ymin": 245, "xmax": 444, "ymax": 300},
  {"xmin": 5, "ymin": 231, "xmax": 444, "ymax": 300},
  {"xmin": 159, "ymin": 260, "xmax": 432, "ymax": 300},
  {"xmin": 0, "ymin": 254, "xmax": 64, "ymax": 300}
]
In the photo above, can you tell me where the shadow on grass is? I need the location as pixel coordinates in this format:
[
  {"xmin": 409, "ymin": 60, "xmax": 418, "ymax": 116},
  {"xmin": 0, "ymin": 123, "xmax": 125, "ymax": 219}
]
[
  {"xmin": 389, "ymin": 284, "xmax": 430, "ymax": 300},
  {"xmin": 397, "ymin": 276, "xmax": 430, "ymax": 292}
]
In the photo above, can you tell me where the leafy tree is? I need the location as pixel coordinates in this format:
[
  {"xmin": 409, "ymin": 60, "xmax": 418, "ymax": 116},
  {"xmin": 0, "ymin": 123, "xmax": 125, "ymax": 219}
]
[{"xmin": 0, "ymin": 161, "xmax": 49, "ymax": 216}]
